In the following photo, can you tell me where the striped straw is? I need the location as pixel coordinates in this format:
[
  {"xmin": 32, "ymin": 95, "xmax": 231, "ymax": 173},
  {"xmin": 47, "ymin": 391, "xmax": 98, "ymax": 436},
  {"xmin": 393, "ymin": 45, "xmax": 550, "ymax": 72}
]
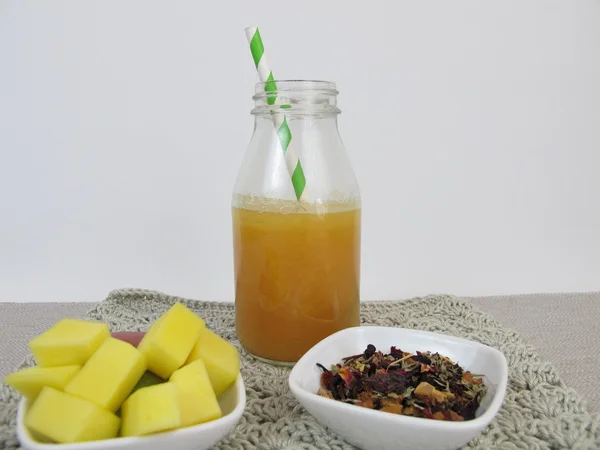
[{"xmin": 245, "ymin": 26, "xmax": 306, "ymax": 201}]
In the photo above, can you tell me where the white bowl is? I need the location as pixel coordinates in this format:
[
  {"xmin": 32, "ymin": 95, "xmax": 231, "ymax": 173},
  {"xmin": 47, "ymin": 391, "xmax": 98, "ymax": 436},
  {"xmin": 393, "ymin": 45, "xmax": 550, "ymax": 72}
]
[
  {"xmin": 16, "ymin": 374, "xmax": 246, "ymax": 450},
  {"xmin": 289, "ymin": 326, "xmax": 508, "ymax": 450}
]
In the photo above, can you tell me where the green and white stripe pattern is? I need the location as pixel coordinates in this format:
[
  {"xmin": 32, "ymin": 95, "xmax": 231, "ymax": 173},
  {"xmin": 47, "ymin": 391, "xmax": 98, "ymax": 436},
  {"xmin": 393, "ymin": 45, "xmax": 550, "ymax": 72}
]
[{"xmin": 245, "ymin": 26, "xmax": 306, "ymax": 200}]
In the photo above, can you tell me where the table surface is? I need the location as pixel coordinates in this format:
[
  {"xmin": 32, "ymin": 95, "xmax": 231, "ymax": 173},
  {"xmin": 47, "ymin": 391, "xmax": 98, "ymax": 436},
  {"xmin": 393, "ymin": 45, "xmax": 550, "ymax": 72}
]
[{"xmin": 1, "ymin": 292, "xmax": 598, "ymax": 413}]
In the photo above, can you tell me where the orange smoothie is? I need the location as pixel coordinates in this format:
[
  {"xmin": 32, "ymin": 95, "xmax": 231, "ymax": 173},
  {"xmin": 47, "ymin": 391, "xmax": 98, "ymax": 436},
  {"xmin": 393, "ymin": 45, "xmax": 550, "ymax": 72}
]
[{"xmin": 233, "ymin": 200, "xmax": 361, "ymax": 363}]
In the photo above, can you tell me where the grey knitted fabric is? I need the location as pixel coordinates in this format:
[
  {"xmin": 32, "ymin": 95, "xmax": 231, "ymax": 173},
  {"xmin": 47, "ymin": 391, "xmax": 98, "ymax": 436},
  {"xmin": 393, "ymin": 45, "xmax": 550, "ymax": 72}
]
[{"xmin": 1, "ymin": 289, "xmax": 599, "ymax": 450}]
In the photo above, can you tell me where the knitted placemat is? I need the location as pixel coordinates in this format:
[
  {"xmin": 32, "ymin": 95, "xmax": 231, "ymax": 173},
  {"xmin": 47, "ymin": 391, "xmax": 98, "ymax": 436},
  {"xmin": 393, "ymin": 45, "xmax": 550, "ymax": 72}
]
[{"xmin": 1, "ymin": 289, "xmax": 599, "ymax": 450}]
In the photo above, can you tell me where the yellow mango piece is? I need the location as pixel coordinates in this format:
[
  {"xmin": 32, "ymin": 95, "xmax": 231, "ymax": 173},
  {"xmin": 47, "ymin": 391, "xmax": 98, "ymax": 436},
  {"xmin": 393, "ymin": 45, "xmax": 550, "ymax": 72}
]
[
  {"xmin": 5, "ymin": 365, "xmax": 80, "ymax": 402},
  {"xmin": 120, "ymin": 382, "xmax": 181, "ymax": 437},
  {"xmin": 65, "ymin": 337, "xmax": 146, "ymax": 413},
  {"xmin": 185, "ymin": 327, "xmax": 239, "ymax": 396},
  {"xmin": 169, "ymin": 359, "xmax": 222, "ymax": 427},
  {"xmin": 138, "ymin": 302, "xmax": 205, "ymax": 379},
  {"xmin": 25, "ymin": 386, "xmax": 120, "ymax": 443},
  {"xmin": 28, "ymin": 319, "xmax": 110, "ymax": 367}
]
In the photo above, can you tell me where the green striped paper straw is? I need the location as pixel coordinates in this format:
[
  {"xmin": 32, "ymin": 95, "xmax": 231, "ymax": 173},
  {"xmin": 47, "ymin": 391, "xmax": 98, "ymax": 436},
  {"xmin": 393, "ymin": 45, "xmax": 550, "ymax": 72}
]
[{"xmin": 245, "ymin": 26, "xmax": 306, "ymax": 201}]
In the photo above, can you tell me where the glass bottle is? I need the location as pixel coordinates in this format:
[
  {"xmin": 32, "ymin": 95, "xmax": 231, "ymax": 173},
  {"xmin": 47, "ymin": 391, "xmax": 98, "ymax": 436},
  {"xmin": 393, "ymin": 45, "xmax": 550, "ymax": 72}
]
[{"xmin": 232, "ymin": 80, "xmax": 361, "ymax": 365}]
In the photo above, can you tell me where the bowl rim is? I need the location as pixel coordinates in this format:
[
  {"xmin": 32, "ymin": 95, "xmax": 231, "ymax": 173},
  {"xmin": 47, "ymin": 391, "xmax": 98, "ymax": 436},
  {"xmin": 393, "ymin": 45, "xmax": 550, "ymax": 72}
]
[
  {"xmin": 288, "ymin": 326, "xmax": 508, "ymax": 431},
  {"xmin": 16, "ymin": 372, "xmax": 246, "ymax": 449}
]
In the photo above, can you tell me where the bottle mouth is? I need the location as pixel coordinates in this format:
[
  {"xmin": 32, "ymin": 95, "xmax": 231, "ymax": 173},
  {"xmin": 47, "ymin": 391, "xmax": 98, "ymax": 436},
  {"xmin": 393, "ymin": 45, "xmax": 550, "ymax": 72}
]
[{"xmin": 252, "ymin": 80, "xmax": 340, "ymax": 116}]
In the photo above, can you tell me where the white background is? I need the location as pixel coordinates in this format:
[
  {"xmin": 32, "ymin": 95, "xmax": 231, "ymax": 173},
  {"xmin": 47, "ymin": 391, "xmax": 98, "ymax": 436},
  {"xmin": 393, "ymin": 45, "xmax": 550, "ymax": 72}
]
[{"xmin": 1, "ymin": 1, "xmax": 599, "ymax": 303}]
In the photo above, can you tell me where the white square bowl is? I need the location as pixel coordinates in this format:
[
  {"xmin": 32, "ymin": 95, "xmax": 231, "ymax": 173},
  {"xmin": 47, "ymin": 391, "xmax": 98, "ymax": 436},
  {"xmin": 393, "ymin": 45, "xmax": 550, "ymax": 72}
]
[
  {"xmin": 16, "ymin": 374, "xmax": 246, "ymax": 450},
  {"xmin": 288, "ymin": 326, "xmax": 508, "ymax": 450}
]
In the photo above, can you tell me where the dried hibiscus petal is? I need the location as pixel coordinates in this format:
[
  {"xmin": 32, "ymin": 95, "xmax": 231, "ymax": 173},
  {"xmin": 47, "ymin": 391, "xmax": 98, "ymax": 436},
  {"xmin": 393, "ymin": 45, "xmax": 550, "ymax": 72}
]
[
  {"xmin": 411, "ymin": 352, "xmax": 431, "ymax": 365},
  {"xmin": 364, "ymin": 371, "xmax": 408, "ymax": 394}
]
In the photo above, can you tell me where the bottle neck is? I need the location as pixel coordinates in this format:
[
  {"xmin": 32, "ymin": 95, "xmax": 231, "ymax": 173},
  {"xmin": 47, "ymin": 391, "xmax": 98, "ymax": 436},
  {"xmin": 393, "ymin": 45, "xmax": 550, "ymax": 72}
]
[{"xmin": 252, "ymin": 80, "xmax": 340, "ymax": 119}]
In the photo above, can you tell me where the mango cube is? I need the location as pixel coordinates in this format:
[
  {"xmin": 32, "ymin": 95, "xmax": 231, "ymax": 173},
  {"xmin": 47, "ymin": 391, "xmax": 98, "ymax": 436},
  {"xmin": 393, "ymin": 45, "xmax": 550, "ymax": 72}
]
[
  {"xmin": 120, "ymin": 382, "xmax": 181, "ymax": 437},
  {"xmin": 5, "ymin": 365, "xmax": 80, "ymax": 402},
  {"xmin": 28, "ymin": 319, "xmax": 109, "ymax": 367},
  {"xmin": 25, "ymin": 386, "xmax": 120, "ymax": 443},
  {"xmin": 169, "ymin": 359, "xmax": 222, "ymax": 427},
  {"xmin": 185, "ymin": 327, "xmax": 239, "ymax": 396},
  {"xmin": 138, "ymin": 302, "xmax": 205, "ymax": 379},
  {"xmin": 65, "ymin": 337, "xmax": 146, "ymax": 412}
]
